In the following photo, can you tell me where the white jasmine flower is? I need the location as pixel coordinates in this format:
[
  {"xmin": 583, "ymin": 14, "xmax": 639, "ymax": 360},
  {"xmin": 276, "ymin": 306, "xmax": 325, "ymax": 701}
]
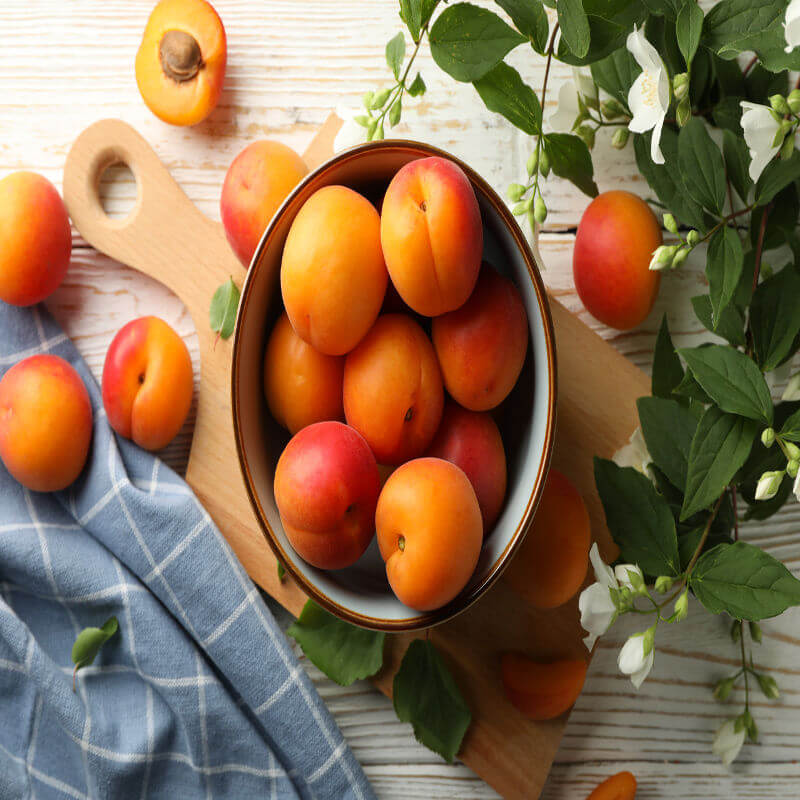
[
  {"xmin": 572, "ymin": 67, "xmax": 596, "ymax": 101},
  {"xmin": 740, "ymin": 102, "xmax": 782, "ymax": 182},
  {"xmin": 549, "ymin": 80, "xmax": 580, "ymax": 133},
  {"xmin": 712, "ymin": 719, "xmax": 746, "ymax": 766},
  {"xmin": 579, "ymin": 543, "xmax": 618, "ymax": 651},
  {"xmin": 785, "ymin": 0, "xmax": 800, "ymax": 53},
  {"xmin": 793, "ymin": 469, "xmax": 800, "ymax": 503},
  {"xmin": 618, "ymin": 631, "xmax": 655, "ymax": 689},
  {"xmin": 333, "ymin": 106, "xmax": 368, "ymax": 152},
  {"xmin": 755, "ymin": 470, "xmax": 785, "ymax": 501},
  {"xmin": 614, "ymin": 564, "xmax": 645, "ymax": 591},
  {"xmin": 613, "ymin": 427, "xmax": 652, "ymax": 477},
  {"xmin": 626, "ymin": 26, "xmax": 670, "ymax": 165}
]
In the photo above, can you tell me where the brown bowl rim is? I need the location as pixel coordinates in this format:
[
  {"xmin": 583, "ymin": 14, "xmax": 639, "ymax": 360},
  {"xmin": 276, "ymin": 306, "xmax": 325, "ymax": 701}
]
[{"xmin": 231, "ymin": 139, "xmax": 557, "ymax": 631}]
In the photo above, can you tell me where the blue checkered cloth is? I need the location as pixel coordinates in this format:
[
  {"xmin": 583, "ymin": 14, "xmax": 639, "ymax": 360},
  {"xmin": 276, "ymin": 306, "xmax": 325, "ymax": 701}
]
[{"xmin": 0, "ymin": 304, "xmax": 375, "ymax": 800}]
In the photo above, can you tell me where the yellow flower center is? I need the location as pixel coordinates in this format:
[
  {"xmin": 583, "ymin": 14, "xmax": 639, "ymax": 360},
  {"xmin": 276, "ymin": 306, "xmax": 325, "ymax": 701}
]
[{"xmin": 640, "ymin": 70, "xmax": 659, "ymax": 107}]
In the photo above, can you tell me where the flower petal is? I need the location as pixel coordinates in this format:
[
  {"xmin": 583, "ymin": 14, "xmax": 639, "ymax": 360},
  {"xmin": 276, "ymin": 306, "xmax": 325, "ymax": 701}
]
[
  {"xmin": 589, "ymin": 543, "xmax": 617, "ymax": 587},
  {"xmin": 650, "ymin": 112, "xmax": 666, "ymax": 165}
]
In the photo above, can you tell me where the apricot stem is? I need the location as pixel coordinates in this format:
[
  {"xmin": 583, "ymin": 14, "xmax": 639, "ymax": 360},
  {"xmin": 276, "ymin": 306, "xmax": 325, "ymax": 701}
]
[
  {"xmin": 398, "ymin": 535, "xmax": 405, "ymax": 552},
  {"xmin": 159, "ymin": 30, "xmax": 203, "ymax": 83}
]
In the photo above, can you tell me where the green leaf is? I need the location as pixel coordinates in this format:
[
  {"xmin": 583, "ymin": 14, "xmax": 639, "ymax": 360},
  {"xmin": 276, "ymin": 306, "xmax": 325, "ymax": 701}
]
[
  {"xmin": 751, "ymin": 185, "xmax": 799, "ymax": 252},
  {"xmin": 750, "ymin": 267, "xmax": 800, "ymax": 371},
  {"xmin": 679, "ymin": 345, "xmax": 774, "ymax": 424},
  {"xmin": 780, "ymin": 404, "xmax": 800, "ymax": 444},
  {"xmin": 72, "ymin": 616, "xmax": 118, "ymax": 689},
  {"xmin": 429, "ymin": 2, "xmax": 526, "ymax": 82},
  {"xmin": 386, "ymin": 32, "xmax": 406, "ymax": 79},
  {"xmin": 744, "ymin": 476, "xmax": 792, "ymax": 519},
  {"xmin": 400, "ymin": 0, "xmax": 438, "ymax": 42},
  {"xmin": 681, "ymin": 406, "xmax": 758, "ymax": 519},
  {"xmin": 678, "ymin": 118, "xmax": 727, "ymax": 214},
  {"xmin": 673, "ymin": 369, "xmax": 712, "ymax": 404},
  {"xmin": 652, "ymin": 314, "xmax": 685, "ymax": 399},
  {"xmin": 642, "ymin": 0, "xmax": 680, "ymax": 17},
  {"xmin": 494, "ymin": 0, "xmax": 549, "ymax": 53},
  {"xmin": 722, "ymin": 129, "xmax": 754, "ymax": 205},
  {"xmin": 209, "ymin": 277, "xmax": 240, "ymax": 340},
  {"xmin": 755, "ymin": 149, "xmax": 800, "ymax": 206},
  {"xmin": 408, "ymin": 72, "xmax": 427, "ymax": 96},
  {"xmin": 690, "ymin": 542, "xmax": 800, "ymax": 620},
  {"xmin": 287, "ymin": 600, "xmax": 385, "ymax": 686},
  {"xmin": 638, "ymin": 396, "xmax": 698, "ymax": 490},
  {"xmin": 543, "ymin": 133, "xmax": 599, "ymax": 197},
  {"xmin": 676, "ymin": 1, "xmax": 703, "ymax": 68},
  {"xmin": 393, "ymin": 639, "xmax": 472, "ymax": 762},
  {"xmin": 557, "ymin": 0, "xmax": 647, "ymax": 65},
  {"xmin": 473, "ymin": 62, "xmax": 542, "ymax": 135},
  {"xmin": 691, "ymin": 295, "xmax": 746, "ymax": 347},
  {"xmin": 712, "ymin": 95, "xmax": 746, "ymax": 135},
  {"xmin": 594, "ymin": 458, "xmax": 681, "ymax": 576},
  {"xmin": 557, "ymin": 0, "xmax": 591, "ymax": 59},
  {"xmin": 590, "ymin": 46, "xmax": 638, "ymax": 107},
  {"xmin": 706, "ymin": 225, "xmax": 744, "ymax": 326}
]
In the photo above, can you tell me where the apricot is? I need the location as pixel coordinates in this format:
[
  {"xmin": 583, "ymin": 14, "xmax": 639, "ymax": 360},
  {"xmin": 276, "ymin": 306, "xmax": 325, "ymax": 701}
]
[
  {"xmin": 264, "ymin": 312, "xmax": 344, "ymax": 435},
  {"xmin": 0, "ymin": 355, "xmax": 92, "ymax": 492},
  {"xmin": 380, "ymin": 156, "xmax": 482, "ymax": 316},
  {"xmin": 135, "ymin": 0, "xmax": 227, "ymax": 126},
  {"xmin": 274, "ymin": 421, "xmax": 381, "ymax": 570},
  {"xmin": 586, "ymin": 771, "xmax": 638, "ymax": 800},
  {"xmin": 102, "ymin": 316, "xmax": 193, "ymax": 451},
  {"xmin": 344, "ymin": 315, "xmax": 443, "ymax": 465},
  {"xmin": 573, "ymin": 190, "xmax": 662, "ymax": 330},
  {"xmin": 281, "ymin": 185, "xmax": 387, "ymax": 355},
  {"xmin": 504, "ymin": 468, "xmax": 591, "ymax": 609},
  {"xmin": 375, "ymin": 457, "xmax": 482, "ymax": 611},
  {"xmin": 0, "ymin": 172, "xmax": 71, "ymax": 307},
  {"xmin": 426, "ymin": 401, "xmax": 506, "ymax": 531},
  {"xmin": 221, "ymin": 141, "xmax": 308, "ymax": 266},
  {"xmin": 501, "ymin": 653, "xmax": 587, "ymax": 720},
  {"xmin": 432, "ymin": 264, "xmax": 528, "ymax": 411}
]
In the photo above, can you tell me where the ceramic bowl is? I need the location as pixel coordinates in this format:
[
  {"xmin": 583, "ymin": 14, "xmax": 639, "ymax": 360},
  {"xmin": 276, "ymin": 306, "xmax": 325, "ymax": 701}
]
[{"xmin": 231, "ymin": 140, "xmax": 557, "ymax": 631}]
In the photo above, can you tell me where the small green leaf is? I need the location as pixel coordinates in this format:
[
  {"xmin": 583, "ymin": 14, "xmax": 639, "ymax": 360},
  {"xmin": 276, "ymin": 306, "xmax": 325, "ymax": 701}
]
[
  {"xmin": 473, "ymin": 62, "xmax": 542, "ymax": 135},
  {"xmin": 637, "ymin": 396, "xmax": 698, "ymax": 491},
  {"xmin": 590, "ymin": 46, "xmax": 638, "ymax": 107},
  {"xmin": 393, "ymin": 639, "xmax": 472, "ymax": 763},
  {"xmin": 750, "ymin": 266, "xmax": 800, "ymax": 371},
  {"xmin": 676, "ymin": 1, "xmax": 704, "ymax": 68},
  {"xmin": 678, "ymin": 118, "xmax": 727, "ymax": 214},
  {"xmin": 277, "ymin": 561, "xmax": 286, "ymax": 583},
  {"xmin": 755, "ymin": 149, "xmax": 800, "ymax": 206},
  {"xmin": 673, "ymin": 370, "xmax": 712, "ymax": 404},
  {"xmin": 209, "ymin": 277, "xmax": 240, "ymax": 340},
  {"xmin": 386, "ymin": 32, "xmax": 406, "ymax": 79},
  {"xmin": 558, "ymin": 0, "xmax": 591, "ymax": 59},
  {"xmin": 72, "ymin": 616, "xmax": 119, "ymax": 690},
  {"xmin": 652, "ymin": 315, "xmax": 685, "ymax": 399},
  {"xmin": 679, "ymin": 345, "xmax": 774, "ymax": 424},
  {"xmin": 543, "ymin": 133, "xmax": 599, "ymax": 197},
  {"xmin": 690, "ymin": 541, "xmax": 800, "ymax": 620},
  {"xmin": 287, "ymin": 600, "xmax": 384, "ymax": 686},
  {"xmin": 691, "ymin": 295, "xmax": 746, "ymax": 347},
  {"xmin": 408, "ymin": 72, "xmax": 427, "ymax": 96},
  {"xmin": 722, "ymin": 129, "xmax": 753, "ymax": 205},
  {"xmin": 780, "ymin": 408, "xmax": 800, "ymax": 443},
  {"xmin": 706, "ymin": 225, "xmax": 744, "ymax": 326},
  {"xmin": 399, "ymin": 0, "xmax": 438, "ymax": 42},
  {"xmin": 494, "ymin": 0, "xmax": 549, "ymax": 53}
]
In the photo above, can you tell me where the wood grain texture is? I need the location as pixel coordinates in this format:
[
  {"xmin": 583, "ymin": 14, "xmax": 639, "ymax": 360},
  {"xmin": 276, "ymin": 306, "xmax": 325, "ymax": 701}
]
[{"xmin": 3, "ymin": 1, "xmax": 799, "ymax": 797}]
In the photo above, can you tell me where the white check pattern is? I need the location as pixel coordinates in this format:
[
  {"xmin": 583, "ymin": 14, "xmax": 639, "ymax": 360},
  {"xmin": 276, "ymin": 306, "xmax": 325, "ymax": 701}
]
[{"xmin": 0, "ymin": 304, "xmax": 374, "ymax": 800}]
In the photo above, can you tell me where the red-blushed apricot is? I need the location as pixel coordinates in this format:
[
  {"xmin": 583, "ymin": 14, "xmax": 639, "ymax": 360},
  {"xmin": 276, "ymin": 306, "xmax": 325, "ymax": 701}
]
[
  {"xmin": 380, "ymin": 156, "xmax": 482, "ymax": 316},
  {"xmin": 274, "ymin": 421, "xmax": 381, "ymax": 570},
  {"xmin": 220, "ymin": 141, "xmax": 308, "ymax": 265},
  {"xmin": 344, "ymin": 314, "xmax": 444, "ymax": 465},
  {"xmin": 501, "ymin": 653, "xmax": 587, "ymax": 720},
  {"xmin": 281, "ymin": 185, "xmax": 387, "ymax": 355},
  {"xmin": 426, "ymin": 401, "xmax": 506, "ymax": 531},
  {"xmin": 432, "ymin": 264, "xmax": 528, "ymax": 411},
  {"xmin": 135, "ymin": 0, "xmax": 226, "ymax": 126},
  {"xmin": 504, "ymin": 468, "xmax": 590, "ymax": 609},
  {"xmin": 0, "ymin": 355, "xmax": 92, "ymax": 492},
  {"xmin": 0, "ymin": 172, "xmax": 71, "ymax": 307},
  {"xmin": 573, "ymin": 190, "xmax": 662, "ymax": 330},
  {"xmin": 586, "ymin": 771, "xmax": 638, "ymax": 800},
  {"xmin": 102, "ymin": 316, "xmax": 193, "ymax": 451},
  {"xmin": 264, "ymin": 312, "xmax": 344, "ymax": 435},
  {"xmin": 375, "ymin": 457, "xmax": 482, "ymax": 610}
]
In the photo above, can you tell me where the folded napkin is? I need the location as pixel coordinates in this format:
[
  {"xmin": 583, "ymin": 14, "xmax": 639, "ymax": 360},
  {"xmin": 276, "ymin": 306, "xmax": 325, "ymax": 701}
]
[{"xmin": 0, "ymin": 303, "xmax": 375, "ymax": 800}]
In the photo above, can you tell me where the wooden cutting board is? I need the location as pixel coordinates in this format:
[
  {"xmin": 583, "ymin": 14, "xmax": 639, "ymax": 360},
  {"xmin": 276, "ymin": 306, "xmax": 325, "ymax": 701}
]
[{"xmin": 62, "ymin": 116, "xmax": 649, "ymax": 800}]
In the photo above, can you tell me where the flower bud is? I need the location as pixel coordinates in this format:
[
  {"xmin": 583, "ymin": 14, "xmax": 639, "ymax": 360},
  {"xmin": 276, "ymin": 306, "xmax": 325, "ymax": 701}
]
[
  {"xmin": 755, "ymin": 470, "xmax": 784, "ymax": 501},
  {"xmin": 362, "ymin": 90, "xmax": 375, "ymax": 109},
  {"xmin": 512, "ymin": 201, "xmax": 528, "ymax": 216},
  {"xmin": 533, "ymin": 195, "xmax": 547, "ymax": 224},
  {"xmin": 526, "ymin": 150, "xmax": 539, "ymax": 177},
  {"xmin": 671, "ymin": 247, "xmax": 689, "ymax": 269},
  {"xmin": 747, "ymin": 716, "xmax": 758, "ymax": 742},
  {"xmin": 676, "ymin": 95, "xmax": 691, "ymax": 127},
  {"xmin": 687, "ymin": 229, "xmax": 700, "ymax": 247},
  {"xmin": 654, "ymin": 575, "xmax": 674, "ymax": 593},
  {"xmin": 731, "ymin": 620, "xmax": 742, "ymax": 642},
  {"xmin": 649, "ymin": 245, "xmax": 678, "ymax": 271},
  {"xmin": 370, "ymin": 88, "xmax": 391, "ymax": 110},
  {"xmin": 673, "ymin": 590, "xmax": 689, "ymax": 622},
  {"xmin": 789, "ymin": 459, "xmax": 799, "ymax": 478},
  {"xmin": 539, "ymin": 150, "xmax": 550, "ymax": 178},
  {"xmin": 770, "ymin": 94, "xmax": 791, "ymax": 115},
  {"xmin": 713, "ymin": 676, "xmax": 735, "ymax": 701},
  {"xmin": 663, "ymin": 213, "xmax": 679, "ymax": 234},
  {"xmin": 788, "ymin": 88, "xmax": 800, "ymax": 115},
  {"xmin": 749, "ymin": 620, "xmax": 762, "ymax": 643},
  {"xmin": 601, "ymin": 98, "xmax": 626, "ymax": 119},
  {"xmin": 761, "ymin": 428, "xmax": 776, "ymax": 448},
  {"xmin": 507, "ymin": 182, "xmax": 527, "ymax": 202},
  {"xmin": 785, "ymin": 441, "xmax": 800, "ymax": 461},
  {"xmin": 757, "ymin": 673, "xmax": 780, "ymax": 699},
  {"xmin": 673, "ymin": 72, "xmax": 689, "ymax": 101},
  {"xmin": 367, "ymin": 118, "xmax": 378, "ymax": 139},
  {"xmin": 615, "ymin": 564, "xmax": 645, "ymax": 593},
  {"xmin": 780, "ymin": 134, "xmax": 796, "ymax": 161},
  {"xmin": 611, "ymin": 127, "xmax": 630, "ymax": 149}
]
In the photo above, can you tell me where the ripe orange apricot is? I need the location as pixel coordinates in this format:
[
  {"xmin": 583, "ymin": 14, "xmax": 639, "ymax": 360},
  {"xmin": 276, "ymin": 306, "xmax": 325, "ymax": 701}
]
[
  {"xmin": 0, "ymin": 172, "xmax": 72, "ymax": 307},
  {"xmin": 573, "ymin": 190, "xmax": 662, "ymax": 330},
  {"xmin": 344, "ymin": 315, "xmax": 443, "ymax": 465},
  {"xmin": 501, "ymin": 653, "xmax": 587, "ymax": 720},
  {"xmin": 0, "ymin": 355, "xmax": 92, "ymax": 492},
  {"xmin": 381, "ymin": 156, "xmax": 482, "ymax": 316},
  {"xmin": 504, "ymin": 468, "xmax": 590, "ymax": 609},
  {"xmin": 376, "ymin": 458, "xmax": 482, "ymax": 611},
  {"xmin": 102, "ymin": 316, "xmax": 193, "ymax": 451},
  {"xmin": 281, "ymin": 185, "xmax": 387, "ymax": 355},
  {"xmin": 135, "ymin": 0, "xmax": 227, "ymax": 126},
  {"xmin": 586, "ymin": 771, "xmax": 638, "ymax": 800},
  {"xmin": 221, "ymin": 141, "xmax": 308, "ymax": 266},
  {"xmin": 264, "ymin": 312, "xmax": 344, "ymax": 435},
  {"xmin": 432, "ymin": 264, "xmax": 528, "ymax": 411}
]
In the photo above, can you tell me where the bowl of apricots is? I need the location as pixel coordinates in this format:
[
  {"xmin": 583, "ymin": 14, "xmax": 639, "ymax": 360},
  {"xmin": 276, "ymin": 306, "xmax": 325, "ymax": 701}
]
[{"xmin": 231, "ymin": 142, "xmax": 557, "ymax": 630}]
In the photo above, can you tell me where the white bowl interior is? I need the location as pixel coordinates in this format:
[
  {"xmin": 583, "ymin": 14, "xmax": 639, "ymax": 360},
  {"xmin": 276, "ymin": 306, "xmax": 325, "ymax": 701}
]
[{"xmin": 234, "ymin": 146, "xmax": 553, "ymax": 627}]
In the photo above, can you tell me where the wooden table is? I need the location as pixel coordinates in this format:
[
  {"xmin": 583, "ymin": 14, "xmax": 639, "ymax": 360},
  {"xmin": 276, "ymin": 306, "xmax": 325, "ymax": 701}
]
[{"xmin": 2, "ymin": 2, "xmax": 799, "ymax": 797}]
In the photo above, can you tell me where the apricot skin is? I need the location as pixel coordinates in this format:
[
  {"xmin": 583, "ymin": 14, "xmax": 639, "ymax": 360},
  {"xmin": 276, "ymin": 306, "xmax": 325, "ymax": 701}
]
[
  {"xmin": 221, "ymin": 141, "xmax": 308, "ymax": 266},
  {"xmin": 573, "ymin": 190, "xmax": 662, "ymax": 330},
  {"xmin": 432, "ymin": 264, "xmax": 528, "ymax": 411},
  {"xmin": 102, "ymin": 317, "xmax": 193, "ymax": 451},
  {"xmin": 380, "ymin": 156, "xmax": 483, "ymax": 317},
  {"xmin": 426, "ymin": 401, "xmax": 506, "ymax": 532},
  {"xmin": 376, "ymin": 457, "xmax": 482, "ymax": 611},
  {"xmin": 501, "ymin": 653, "xmax": 587, "ymax": 720},
  {"xmin": 0, "ymin": 355, "xmax": 92, "ymax": 492},
  {"xmin": 0, "ymin": 172, "xmax": 72, "ymax": 307},
  {"xmin": 281, "ymin": 185, "xmax": 387, "ymax": 356},
  {"xmin": 586, "ymin": 771, "xmax": 638, "ymax": 800},
  {"xmin": 344, "ymin": 314, "xmax": 444, "ymax": 465},
  {"xmin": 504, "ymin": 468, "xmax": 590, "ymax": 609}
]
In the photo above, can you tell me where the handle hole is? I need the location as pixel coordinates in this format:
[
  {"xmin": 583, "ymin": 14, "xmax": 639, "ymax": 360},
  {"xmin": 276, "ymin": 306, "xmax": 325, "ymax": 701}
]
[{"xmin": 98, "ymin": 160, "xmax": 138, "ymax": 221}]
